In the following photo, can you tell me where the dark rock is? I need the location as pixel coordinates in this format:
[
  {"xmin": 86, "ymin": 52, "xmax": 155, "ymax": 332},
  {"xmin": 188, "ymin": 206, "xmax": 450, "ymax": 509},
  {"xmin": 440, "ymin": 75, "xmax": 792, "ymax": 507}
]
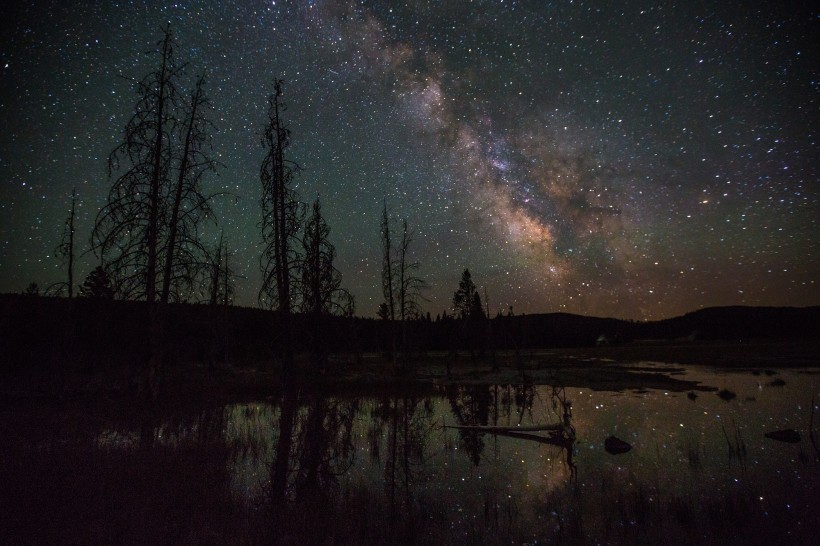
[
  {"xmin": 717, "ymin": 389, "xmax": 736, "ymax": 401},
  {"xmin": 768, "ymin": 378, "xmax": 786, "ymax": 387},
  {"xmin": 687, "ymin": 392, "xmax": 698, "ymax": 401},
  {"xmin": 764, "ymin": 429, "xmax": 801, "ymax": 443},
  {"xmin": 605, "ymin": 435, "xmax": 632, "ymax": 455}
]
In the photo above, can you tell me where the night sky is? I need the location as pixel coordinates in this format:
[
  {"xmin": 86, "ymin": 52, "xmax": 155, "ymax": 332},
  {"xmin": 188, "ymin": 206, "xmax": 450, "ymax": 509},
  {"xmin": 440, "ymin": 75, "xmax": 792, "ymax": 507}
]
[{"xmin": 1, "ymin": 0, "xmax": 817, "ymax": 319}]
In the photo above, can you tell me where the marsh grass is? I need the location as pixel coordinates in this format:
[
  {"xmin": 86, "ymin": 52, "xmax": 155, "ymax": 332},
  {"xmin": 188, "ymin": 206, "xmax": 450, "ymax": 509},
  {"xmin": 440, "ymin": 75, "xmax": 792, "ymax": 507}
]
[
  {"xmin": 721, "ymin": 421, "xmax": 747, "ymax": 462},
  {"xmin": 686, "ymin": 437, "xmax": 703, "ymax": 470}
]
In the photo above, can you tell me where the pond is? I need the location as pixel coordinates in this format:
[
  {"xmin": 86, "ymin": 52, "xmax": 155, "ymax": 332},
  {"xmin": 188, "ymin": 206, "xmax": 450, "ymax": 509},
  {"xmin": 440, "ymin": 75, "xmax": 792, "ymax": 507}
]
[{"xmin": 2, "ymin": 364, "xmax": 819, "ymax": 544}]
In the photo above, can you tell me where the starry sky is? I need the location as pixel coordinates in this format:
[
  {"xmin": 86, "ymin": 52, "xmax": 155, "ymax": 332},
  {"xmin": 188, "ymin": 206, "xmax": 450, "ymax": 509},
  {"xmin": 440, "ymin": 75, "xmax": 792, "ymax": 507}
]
[{"xmin": 1, "ymin": 0, "xmax": 817, "ymax": 320}]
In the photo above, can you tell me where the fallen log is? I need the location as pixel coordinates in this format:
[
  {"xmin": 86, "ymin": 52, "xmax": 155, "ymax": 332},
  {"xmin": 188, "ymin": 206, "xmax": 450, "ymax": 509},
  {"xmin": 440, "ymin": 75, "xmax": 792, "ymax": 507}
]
[
  {"xmin": 444, "ymin": 423, "xmax": 565, "ymax": 433},
  {"xmin": 764, "ymin": 429, "xmax": 801, "ymax": 443}
]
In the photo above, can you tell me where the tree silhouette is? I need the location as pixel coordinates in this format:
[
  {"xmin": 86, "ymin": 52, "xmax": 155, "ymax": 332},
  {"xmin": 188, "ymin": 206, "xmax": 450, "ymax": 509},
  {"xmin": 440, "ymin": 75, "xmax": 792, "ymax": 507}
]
[
  {"xmin": 396, "ymin": 219, "xmax": 427, "ymax": 358},
  {"xmin": 380, "ymin": 200, "xmax": 396, "ymax": 322},
  {"xmin": 453, "ymin": 269, "xmax": 486, "ymax": 357},
  {"xmin": 377, "ymin": 302, "xmax": 391, "ymax": 321},
  {"xmin": 91, "ymin": 27, "xmax": 218, "ymax": 399},
  {"xmin": 379, "ymin": 200, "xmax": 397, "ymax": 363},
  {"xmin": 397, "ymin": 219, "xmax": 427, "ymax": 323},
  {"xmin": 452, "ymin": 269, "xmax": 477, "ymax": 319},
  {"xmin": 91, "ymin": 27, "xmax": 217, "ymax": 303},
  {"xmin": 470, "ymin": 291, "xmax": 484, "ymax": 319},
  {"xmin": 259, "ymin": 79, "xmax": 303, "ymax": 312},
  {"xmin": 79, "ymin": 266, "xmax": 115, "ymax": 299},
  {"xmin": 92, "ymin": 27, "xmax": 181, "ymax": 301},
  {"xmin": 380, "ymin": 202, "xmax": 426, "ymax": 364},
  {"xmin": 206, "ymin": 230, "xmax": 237, "ymax": 306},
  {"xmin": 299, "ymin": 198, "xmax": 354, "ymax": 367},
  {"xmin": 259, "ymin": 79, "xmax": 303, "ymax": 376},
  {"xmin": 299, "ymin": 198, "xmax": 353, "ymax": 317},
  {"xmin": 49, "ymin": 188, "xmax": 77, "ymax": 298},
  {"xmin": 159, "ymin": 73, "xmax": 219, "ymax": 304}
]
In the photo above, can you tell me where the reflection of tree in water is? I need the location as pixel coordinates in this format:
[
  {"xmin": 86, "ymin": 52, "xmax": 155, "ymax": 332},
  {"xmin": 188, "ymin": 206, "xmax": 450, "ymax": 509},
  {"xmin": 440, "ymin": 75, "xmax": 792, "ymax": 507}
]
[
  {"xmin": 269, "ymin": 391, "xmax": 358, "ymax": 509},
  {"xmin": 448, "ymin": 384, "xmax": 576, "ymax": 477},
  {"xmin": 491, "ymin": 383, "xmax": 536, "ymax": 424},
  {"xmin": 294, "ymin": 396, "xmax": 357, "ymax": 496},
  {"xmin": 447, "ymin": 384, "xmax": 538, "ymax": 465},
  {"xmin": 446, "ymin": 384, "xmax": 493, "ymax": 464},
  {"xmin": 366, "ymin": 396, "xmax": 435, "ymax": 515}
]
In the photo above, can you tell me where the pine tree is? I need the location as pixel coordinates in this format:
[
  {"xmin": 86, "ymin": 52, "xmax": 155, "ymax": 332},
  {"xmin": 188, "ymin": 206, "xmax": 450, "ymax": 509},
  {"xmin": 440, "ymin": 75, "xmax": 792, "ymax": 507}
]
[
  {"xmin": 453, "ymin": 269, "xmax": 477, "ymax": 319},
  {"xmin": 79, "ymin": 266, "xmax": 115, "ymax": 299}
]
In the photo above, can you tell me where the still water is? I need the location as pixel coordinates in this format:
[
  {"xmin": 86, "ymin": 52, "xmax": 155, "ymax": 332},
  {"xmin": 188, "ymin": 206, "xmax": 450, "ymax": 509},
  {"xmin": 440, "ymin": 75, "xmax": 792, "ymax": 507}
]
[{"xmin": 4, "ymin": 364, "xmax": 819, "ymax": 544}]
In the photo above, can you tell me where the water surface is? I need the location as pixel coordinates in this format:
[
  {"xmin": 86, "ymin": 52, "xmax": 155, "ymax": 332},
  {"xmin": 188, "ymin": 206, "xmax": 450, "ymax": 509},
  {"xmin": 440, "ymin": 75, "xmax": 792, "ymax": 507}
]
[{"xmin": 3, "ymin": 364, "xmax": 818, "ymax": 544}]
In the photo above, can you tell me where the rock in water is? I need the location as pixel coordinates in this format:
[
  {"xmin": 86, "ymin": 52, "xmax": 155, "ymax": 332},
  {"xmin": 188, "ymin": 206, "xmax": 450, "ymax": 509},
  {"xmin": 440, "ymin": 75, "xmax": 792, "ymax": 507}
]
[
  {"xmin": 605, "ymin": 436, "xmax": 632, "ymax": 454},
  {"xmin": 764, "ymin": 429, "xmax": 801, "ymax": 443},
  {"xmin": 717, "ymin": 389, "xmax": 736, "ymax": 401}
]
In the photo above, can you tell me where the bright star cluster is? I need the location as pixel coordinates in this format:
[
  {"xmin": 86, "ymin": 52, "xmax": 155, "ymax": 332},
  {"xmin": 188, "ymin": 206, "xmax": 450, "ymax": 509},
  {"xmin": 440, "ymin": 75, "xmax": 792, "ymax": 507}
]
[{"xmin": 0, "ymin": 1, "xmax": 816, "ymax": 319}]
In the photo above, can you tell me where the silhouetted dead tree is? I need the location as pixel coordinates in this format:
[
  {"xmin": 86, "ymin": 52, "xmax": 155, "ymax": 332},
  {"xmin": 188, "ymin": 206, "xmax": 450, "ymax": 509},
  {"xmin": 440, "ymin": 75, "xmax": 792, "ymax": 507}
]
[
  {"xmin": 259, "ymin": 79, "xmax": 303, "ymax": 374},
  {"xmin": 396, "ymin": 219, "xmax": 427, "ymax": 356},
  {"xmin": 380, "ymin": 200, "xmax": 396, "ymax": 320},
  {"xmin": 160, "ymin": 73, "xmax": 219, "ymax": 304},
  {"xmin": 91, "ymin": 27, "xmax": 218, "ymax": 398},
  {"xmin": 92, "ymin": 27, "xmax": 182, "ymax": 302},
  {"xmin": 49, "ymin": 187, "xmax": 77, "ymax": 297},
  {"xmin": 93, "ymin": 29, "xmax": 217, "ymax": 303},
  {"xmin": 205, "ymin": 231, "xmax": 240, "ymax": 369},
  {"xmin": 380, "ymin": 200, "xmax": 397, "ymax": 364},
  {"xmin": 206, "ymin": 230, "xmax": 238, "ymax": 306},
  {"xmin": 381, "ymin": 203, "xmax": 426, "ymax": 365},
  {"xmin": 299, "ymin": 198, "xmax": 354, "ymax": 368},
  {"xmin": 259, "ymin": 79, "xmax": 302, "ymax": 311}
]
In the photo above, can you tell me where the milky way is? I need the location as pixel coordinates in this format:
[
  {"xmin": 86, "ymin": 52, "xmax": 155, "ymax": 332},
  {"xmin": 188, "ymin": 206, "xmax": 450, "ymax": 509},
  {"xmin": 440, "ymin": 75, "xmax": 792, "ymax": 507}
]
[{"xmin": 0, "ymin": 1, "xmax": 817, "ymax": 319}]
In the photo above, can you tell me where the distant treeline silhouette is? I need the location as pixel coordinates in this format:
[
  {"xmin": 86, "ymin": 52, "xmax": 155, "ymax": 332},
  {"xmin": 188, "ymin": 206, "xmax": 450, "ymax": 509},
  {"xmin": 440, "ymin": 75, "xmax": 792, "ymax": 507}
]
[{"xmin": 2, "ymin": 293, "xmax": 817, "ymax": 374}]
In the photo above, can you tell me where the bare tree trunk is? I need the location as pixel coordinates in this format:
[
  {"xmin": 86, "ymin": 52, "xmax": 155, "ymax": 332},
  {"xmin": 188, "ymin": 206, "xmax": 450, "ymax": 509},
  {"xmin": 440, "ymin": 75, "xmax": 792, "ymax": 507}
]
[
  {"xmin": 145, "ymin": 32, "xmax": 172, "ymax": 400},
  {"xmin": 209, "ymin": 232, "xmax": 223, "ymax": 306},
  {"xmin": 146, "ymin": 32, "xmax": 170, "ymax": 305},
  {"xmin": 271, "ymin": 388, "xmax": 299, "ymax": 506},
  {"xmin": 161, "ymin": 77, "xmax": 202, "ymax": 304},
  {"xmin": 381, "ymin": 200, "xmax": 397, "ymax": 367},
  {"xmin": 67, "ymin": 188, "xmax": 75, "ymax": 298},
  {"xmin": 399, "ymin": 220, "xmax": 407, "ymax": 357}
]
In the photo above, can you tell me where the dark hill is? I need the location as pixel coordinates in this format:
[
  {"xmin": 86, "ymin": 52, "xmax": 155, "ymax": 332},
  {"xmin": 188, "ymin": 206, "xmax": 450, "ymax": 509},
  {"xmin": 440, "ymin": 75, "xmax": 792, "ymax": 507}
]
[{"xmin": 641, "ymin": 306, "xmax": 820, "ymax": 340}]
